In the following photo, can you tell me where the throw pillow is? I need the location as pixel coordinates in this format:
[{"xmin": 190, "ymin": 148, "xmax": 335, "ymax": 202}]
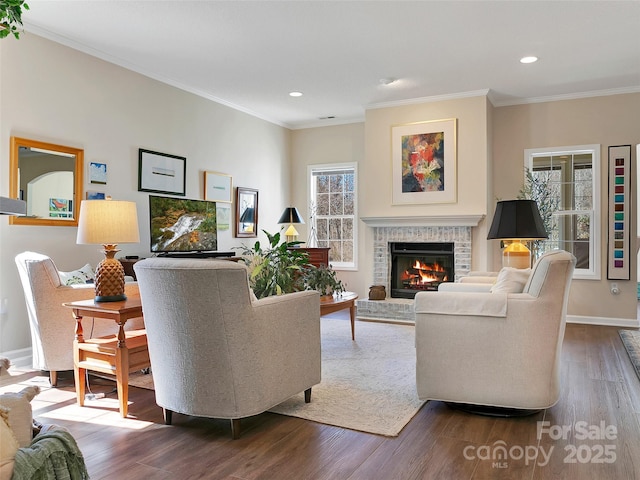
[
  {"xmin": 490, "ymin": 267, "xmax": 532, "ymax": 294},
  {"xmin": 59, "ymin": 263, "xmax": 95, "ymax": 285},
  {"xmin": 0, "ymin": 386, "xmax": 40, "ymax": 448},
  {"xmin": 0, "ymin": 405, "xmax": 19, "ymax": 472}
]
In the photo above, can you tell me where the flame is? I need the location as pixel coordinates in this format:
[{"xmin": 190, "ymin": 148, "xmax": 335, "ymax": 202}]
[{"xmin": 401, "ymin": 260, "xmax": 449, "ymax": 285}]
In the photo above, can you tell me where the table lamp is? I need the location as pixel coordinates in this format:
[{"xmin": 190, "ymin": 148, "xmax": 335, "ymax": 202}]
[
  {"xmin": 487, "ymin": 199, "xmax": 548, "ymax": 269},
  {"xmin": 0, "ymin": 196, "xmax": 26, "ymax": 215},
  {"xmin": 76, "ymin": 199, "xmax": 140, "ymax": 302},
  {"xmin": 278, "ymin": 207, "xmax": 304, "ymax": 243}
]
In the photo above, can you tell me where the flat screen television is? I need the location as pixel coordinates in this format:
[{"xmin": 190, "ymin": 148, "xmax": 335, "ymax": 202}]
[{"xmin": 149, "ymin": 195, "xmax": 218, "ymax": 254}]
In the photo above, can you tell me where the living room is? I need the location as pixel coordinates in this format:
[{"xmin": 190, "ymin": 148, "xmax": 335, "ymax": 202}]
[{"xmin": 1, "ymin": 1, "xmax": 640, "ymax": 478}]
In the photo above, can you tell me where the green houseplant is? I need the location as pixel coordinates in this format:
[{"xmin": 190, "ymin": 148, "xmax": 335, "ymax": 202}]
[
  {"xmin": 238, "ymin": 230, "xmax": 309, "ymax": 299},
  {"xmin": 0, "ymin": 0, "xmax": 29, "ymax": 39},
  {"xmin": 302, "ymin": 264, "xmax": 345, "ymax": 298}
]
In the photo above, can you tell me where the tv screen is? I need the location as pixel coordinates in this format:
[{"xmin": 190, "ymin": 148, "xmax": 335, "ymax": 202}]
[{"xmin": 149, "ymin": 195, "xmax": 217, "ymax": 253}]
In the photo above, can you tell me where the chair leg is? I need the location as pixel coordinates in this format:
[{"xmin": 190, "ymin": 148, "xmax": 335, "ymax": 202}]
[
  {"xmin": 163, "ymin": 408, "xmax": 173, "ymax": 425},
  {"xmin": 304, "ymin": 387, "xmax": 312, "ymax": 403},
  {"xmin": 49, "ymin": 371, "xmax": 58, "ymax": 387},
  {"xmin": 231, "ymin": 418, "xmax": 241, "ymax": 440}
]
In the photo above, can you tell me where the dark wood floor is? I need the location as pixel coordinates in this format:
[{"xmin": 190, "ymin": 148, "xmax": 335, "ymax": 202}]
[{"xmin": 3, "ymin": 315, "xmax": 640, "ymax": 479}]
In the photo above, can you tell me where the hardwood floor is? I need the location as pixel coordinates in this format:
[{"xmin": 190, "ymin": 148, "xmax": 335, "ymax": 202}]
[{"xmin": 3, "ymin": 315, "xmax": 640, "ymax": 479}]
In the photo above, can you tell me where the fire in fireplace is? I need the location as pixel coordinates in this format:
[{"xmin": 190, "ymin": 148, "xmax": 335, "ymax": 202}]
[{"xmin": 390, "ymin": 242, "xmax": 454, "ymax": 298}]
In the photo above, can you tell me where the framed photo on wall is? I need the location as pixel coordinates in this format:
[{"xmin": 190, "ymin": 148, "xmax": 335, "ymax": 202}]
[
  {"xmin": 391, "ymin": 118, "xmax": 457, "ymax": 205},
  {"xmin": 204, "ymin": 171, "xmax": 232, "ymax": 203},
  {"xmin": 138, "ymin": 149, "xmax": 186, "ymax": 196}
]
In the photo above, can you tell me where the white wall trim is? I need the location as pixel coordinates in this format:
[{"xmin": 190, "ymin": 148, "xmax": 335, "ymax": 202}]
[
  {"xmin": 567, "ymin": 314, "xmax": 639, "ymax": 329},
  {"xmin": 361, "ymin": 215, "xmax": 484, "ymax": 228},
  {"xmin": 0, "ymin": 347, "xmax": 32, "ymax": 368}
]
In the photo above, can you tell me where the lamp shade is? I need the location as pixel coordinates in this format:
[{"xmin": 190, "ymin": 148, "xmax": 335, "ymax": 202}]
[
  {"xmin": 487, "ymin": 200, "xmax": 548, "ymax": 240},
  {"xmin": 239, "ymin": 207, "xmax": 255, "ymax": 224},
  {"xmin": 76, "ymin": 200, "xmax": 140, "ymax": 245},
  {"xmin": 278, "ymin": 207, "xmax": 304, "ymax": 225}
]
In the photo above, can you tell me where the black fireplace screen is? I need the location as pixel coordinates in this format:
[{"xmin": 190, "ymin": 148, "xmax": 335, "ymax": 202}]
[{"xmin": 390, "ymin": 242, "xmax": 454, "ymax": 298}]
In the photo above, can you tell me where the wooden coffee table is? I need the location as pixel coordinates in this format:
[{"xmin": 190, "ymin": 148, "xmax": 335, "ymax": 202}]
[{"xmin": 320, "ymin": 292, "xmax": 358, "ymax": 340}]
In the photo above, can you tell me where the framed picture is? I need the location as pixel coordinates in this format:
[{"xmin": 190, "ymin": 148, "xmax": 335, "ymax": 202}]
[
  {"xmin": 86, "ymin": 191, "xmax": 106, "ymax": 200},
  {"xmin": 391, "ymin": 118, "xmax": 457, "ymax": 205},
  {"xmin": 89, "ymin": 162, "xmax": 107, "ymax": 185},
  {"xmin": 235, "ymin": 187, "xmax": 258, "ymax": 238},
  {"xmin": 138, "ymin": 149, "xmax": 186, "ymax": 196},
  {"xmin": 204, "ymin": 171, "xmax": 232, "ymax": 203},
  {"xmin": 607, "ymin": 145, "xmax": 632, "ymax": 280}
]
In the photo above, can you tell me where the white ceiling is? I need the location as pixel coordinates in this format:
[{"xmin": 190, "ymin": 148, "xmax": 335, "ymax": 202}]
[{"xmin": 21, "ymin": 0, "xmax": 640, "ymax": 129}]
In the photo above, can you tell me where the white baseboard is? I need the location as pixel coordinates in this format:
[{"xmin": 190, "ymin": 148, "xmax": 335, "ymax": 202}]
[
  {"xmin": 567, "ymin": 314, "xmax": 639, "ymax": 328},
  {"xmin": 0, "ymin": 347, "xmax": 32, "ymax": 368}
]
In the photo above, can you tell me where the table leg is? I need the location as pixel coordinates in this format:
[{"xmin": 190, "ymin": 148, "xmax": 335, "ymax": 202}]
[
  {"xmin": 115, "ymin": 323, "xmax": 129, "ymax": 417},
  {"xmin": 350, "ymin": 303, "xmax": 356, "ymax": 341},
  {"xmin": 72, "ymin": 310, "xmax": 85, "ymax": 406}
]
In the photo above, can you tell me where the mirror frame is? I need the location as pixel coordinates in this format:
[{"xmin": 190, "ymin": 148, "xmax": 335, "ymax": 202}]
[
  {"xmin": 9, "ymin": 136, "xmax": 84, "ymax": 226},
  {"xmin": 235, "ymin": 187, "xmax": 258, "ymax": 238}
]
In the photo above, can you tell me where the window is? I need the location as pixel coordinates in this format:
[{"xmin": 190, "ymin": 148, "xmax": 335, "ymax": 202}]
[
  {"xmin": 308, "ymin": 163, "xmax": 357, "ymax": 269},
  {"xmin": 524, "ymin": 145, "xmax": 600, "ymax": 280}
]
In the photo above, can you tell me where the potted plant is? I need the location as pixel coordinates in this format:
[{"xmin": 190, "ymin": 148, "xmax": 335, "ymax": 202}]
[
  {"xmin": 302, "ymin": 264, "xmax": 345, "ymax": 299},
  {"xmin": 237, "ymin": 230, "xmax": 309, "ymax": 299},
  {"xmin": 0, "ymin": 0, "xmax": 29, "ymax": 39}
]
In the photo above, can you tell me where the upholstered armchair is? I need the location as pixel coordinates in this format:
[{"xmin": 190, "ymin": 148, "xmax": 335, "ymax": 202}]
[
  {"xmin": 14, "ymin": 252, "xmax": 144, "ymax": 386},
  {"xmin": 414, "ymin": 250, "xmax": 576, "ymax": 413},
  {"xmin": 133, "ymin": 257, "xmax": 321, "ymax": 439}
]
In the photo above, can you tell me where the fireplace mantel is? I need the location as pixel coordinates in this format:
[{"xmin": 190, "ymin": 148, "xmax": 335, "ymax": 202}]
[{"xmin": 360, "ymin": 215, "xmax": 484, "ymax": 228}]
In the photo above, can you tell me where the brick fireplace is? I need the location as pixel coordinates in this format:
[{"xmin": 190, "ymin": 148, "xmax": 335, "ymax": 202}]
[{"xmin": 357, "ymin": 215, "xmax": 482, "ymax": 323}]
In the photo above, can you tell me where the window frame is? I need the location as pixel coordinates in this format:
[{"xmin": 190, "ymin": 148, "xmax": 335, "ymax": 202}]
[
  {"xmin": 307, "ymin": 162, "xmax": 358, "ymax": 271},
  {"xmin": 524, "ymin": 144, "xmax": 601, "ymax": 280}
]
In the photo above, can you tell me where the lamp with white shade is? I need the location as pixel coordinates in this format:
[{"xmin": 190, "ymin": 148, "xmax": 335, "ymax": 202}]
[{"xmin": 76, "ymin": 199, "xmax": 140, "ymax": 302}]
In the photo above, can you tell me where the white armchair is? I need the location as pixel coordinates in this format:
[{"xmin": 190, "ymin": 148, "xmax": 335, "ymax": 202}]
[
  {"xmin": 14, "ymin": 252, "xmax": 144, "ymax": 386},
  {"xmin": 134, "ymin": 257, "xmax": 321, "ymax": 439},
  {"xmin": 414, "ymin": 250, "xmax": 576, "ymax": 413}
]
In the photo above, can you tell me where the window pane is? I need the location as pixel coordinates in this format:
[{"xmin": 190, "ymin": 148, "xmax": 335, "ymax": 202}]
[
  {"xmin": 330, "ymin": 192, "xmax": 344, "ymax": 215},
  {"xmin": 317, "ymin": 175, "xmax": 330, "ymax": 193},
  {"xmin": 316, "ymin": 192, "xmax": 330, "ymax": 216}
]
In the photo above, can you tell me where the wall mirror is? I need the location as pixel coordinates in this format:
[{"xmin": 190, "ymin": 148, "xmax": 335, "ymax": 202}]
[
  {"xmin": 9, "ymin": 136, "xmax": 84, "ymax": 226},
  {"xmin": 235, "ymin": 187, "xmax": 258, "ymax": 238}
]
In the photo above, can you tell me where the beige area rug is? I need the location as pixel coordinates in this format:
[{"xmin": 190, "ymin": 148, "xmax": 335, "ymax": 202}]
[
  {"xmin": 129, "ymin": 317, "xmax": 425, "ymax": 437},
  {"xmin": 619, "ymin": 329, "xmax": 640, "ymax": 381}
]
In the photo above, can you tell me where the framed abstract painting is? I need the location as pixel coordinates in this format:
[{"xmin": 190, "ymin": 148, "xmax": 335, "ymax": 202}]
[{"xmin": 391, "ymin": 118, "xmax": 457, "ymax": 205}]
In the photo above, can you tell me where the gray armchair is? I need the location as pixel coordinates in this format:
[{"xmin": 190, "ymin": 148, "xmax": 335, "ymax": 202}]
[
  {"xmin": 414, "ymin": 250, "xmax": 576, "ymax": 413},
  {"xmin": 134, "ymin": 257, "xmax": 321, "ymax": 439}
]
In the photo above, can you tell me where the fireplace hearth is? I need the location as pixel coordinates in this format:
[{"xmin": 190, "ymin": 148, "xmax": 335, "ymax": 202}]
[{"xmin": 390, "ymin": 242, "xmax": 454, "ymax": 298}]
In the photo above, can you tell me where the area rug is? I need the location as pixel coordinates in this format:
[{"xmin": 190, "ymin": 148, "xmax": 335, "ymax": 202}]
[
  {"xmin": 619, "ymin": 329, "xmax": 640, "ymax": 381},
  {"xmin": 129, "ymin": 317, "xmax": 425, "ymax": 437}
]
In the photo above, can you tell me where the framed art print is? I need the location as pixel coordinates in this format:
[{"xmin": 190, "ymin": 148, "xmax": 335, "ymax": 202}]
[
  {"xmin": 204, "ymin": 171, "xmax": 232, "ymax": 203},
  {"xmin": 138, "ymin": 149, "xmax": 186, "ymax": 196},
  {"xmin": 607, "ymin": 144, "xmax": 632, "ymax": 280},
  {"xmin": 391, "ymin": 118, "xmax": 457, "ymax": 205}
]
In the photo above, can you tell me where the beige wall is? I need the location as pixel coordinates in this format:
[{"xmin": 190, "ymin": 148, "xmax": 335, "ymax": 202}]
[
  {"xmin": 292, "ymin": 93, "xmax": 640, "ymax": 324},
  {"xmin": 292, "ymin": 95, "xmax": 492, "ymax": 299},
  {"xmin": 0, "ymin": 34, "xmax": 292, "ymax": 354},
  {"xmin": 492, "ymin": 94, "xmax": 640, "ymax": 321}
]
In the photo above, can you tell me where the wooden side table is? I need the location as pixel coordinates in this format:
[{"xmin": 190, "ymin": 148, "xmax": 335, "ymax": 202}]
[
  {"xmin": 118, "ymin": 257, "xmax": 144, "ymax": 280},
  {"xmin": 290, "ymin": 247, "xmax": 330, "ymax": 267},
  {"xmin": 63, "ymin": 297, "xmax": 149, "ymax": 417},
  {"xmin": 320, "ymin": 292, "xmax": 359, "ymax": 340}
]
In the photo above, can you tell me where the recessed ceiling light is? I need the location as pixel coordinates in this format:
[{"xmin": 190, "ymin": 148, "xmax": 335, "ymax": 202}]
[
  {"xmin": 520, "ymin": 56, "xmax": 538, "ymax": 64},
  {"xmin": 379, "ymin": 78, "xmax": 397, "ymax": 86},
  {"xmin": 289, "ymin": 91, "xmax": 303, "ymax": 97}
]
